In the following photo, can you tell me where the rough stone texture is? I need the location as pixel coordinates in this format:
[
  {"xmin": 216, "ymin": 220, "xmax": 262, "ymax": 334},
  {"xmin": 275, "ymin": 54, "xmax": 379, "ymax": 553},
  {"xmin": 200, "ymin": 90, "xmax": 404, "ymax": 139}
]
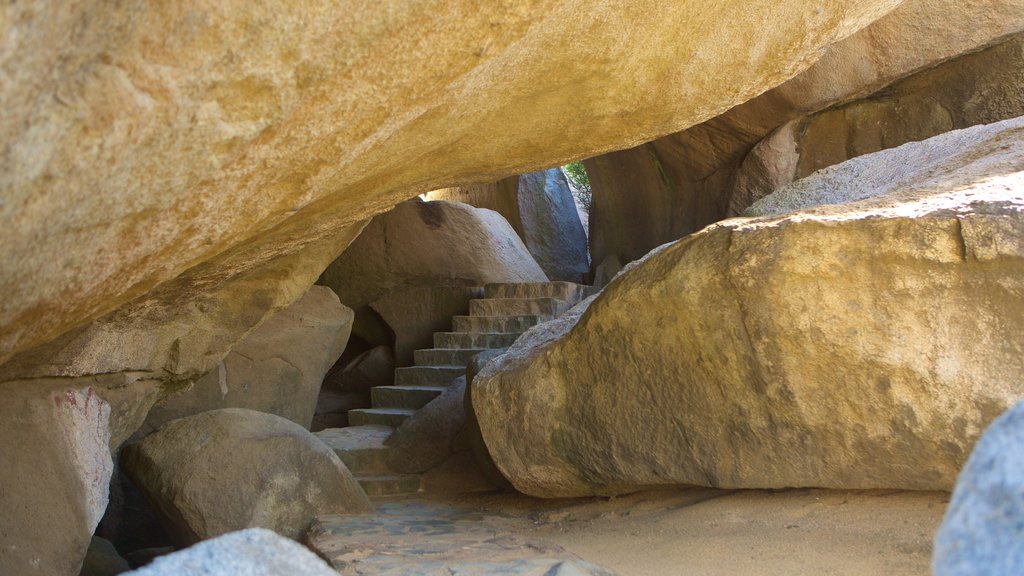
[
  {"xmin": 515, "ymin": 170, "xmax": 590, "ymax": 283},
  {"xmin": 309, "ymin": 512, "xmax": 618, "ymax": 576},
  {"xmin": 324, "ymin": 345, "xmax": 395, "ymax": 395},
  {"xmin": 0, "ymin": 380, "xmax": 116, "ymax": 576},
  {"xmin": 371, "ymin": 286, "xmax": 483, "ymax": 367},
  {"xmin": 473, "ymin": 118, "xmax": 1024, "ymax": 497},
  {"xmin": 124, "ymin": 528, "xmax": 337, "ymax": 576},
  {"xmin": 428, "ymin": 170, "xmax": 590, "ymax": 283},
  {"xmin": 143, "ymin": 286, "xmax": 353, "ymax": 431},
  {"xmin": 322, "ymin": 200, "xmax": 545, "ymax": 312},
  {"xmin": 583, "ymin": 0, "xmax": 1024, "ymax": 268},
  {"xmin": 121, "ymin": 408, "xmax": 372, "ymax": 545},
  {"xmin": 934, "ymin": 401, "xmax": 1024, "ymax": 576},
  {"xmin": 734, "ymin": 33, "xmax": 1024, "ymax": 210},
  {"xmin": 2, "ymin": 1, "xmax": 906, "ymax": 366},
  {"xmin": 80, "ymin": 536, "xmax": 130, "ymax": 576},
  {"xmin": 387, "ymin": 376, "xmax": 469, "ymax": 474}
]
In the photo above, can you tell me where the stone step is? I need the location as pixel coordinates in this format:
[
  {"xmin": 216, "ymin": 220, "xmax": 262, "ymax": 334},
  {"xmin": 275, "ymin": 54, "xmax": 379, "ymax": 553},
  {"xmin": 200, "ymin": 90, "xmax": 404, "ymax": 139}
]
[
  {"xmin": 393, "ymin": 365, "xmax": 465, "ymax": 387},
  {"xmin": 451, "ymin": 315, "xmax": 545, "ymax": 334},
  {"xmin": 469, "ymin": 297, "xmax": 571, "ymax": 318},
  {"xmin": 413, "ymin": 348, "xmax": 487, "ymax": 366},
  {"xmin": 356, "ymin": 474, "xmax": 422, "ymax": 498},
  {"xmin": 484, "ymin": 281, "xmax": 588, "ymax": 301},
  {"xmin": 314, "ymin": 425, "xmax": 393, "ymax": 475},
  {"xmin": 348, "ymin": 408, "xmax": 416, "ymax": 428},
  {"xmin": 371, "ymin": 385, "xmax": 445, "ymax": 410},
  {"xmin": 434, "ymin": 332, "xmax": 522, "ymax": 349}
]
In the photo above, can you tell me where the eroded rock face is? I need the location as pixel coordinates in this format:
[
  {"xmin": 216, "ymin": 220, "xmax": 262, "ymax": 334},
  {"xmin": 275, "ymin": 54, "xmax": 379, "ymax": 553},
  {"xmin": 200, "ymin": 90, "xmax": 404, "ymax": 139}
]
[
  {"xmin": 733, "ymin": 33, "xmax": 1024, "ymax": 211},
  {"xmin": 584, "ymin": 0, "xmax": 1024, "ymax": 267},
  {"xmin": 122, "ymin": 408, "xmax": 372, "ymax": 545},
  {"xmin": 143, "ymin": 286, "xmax": 353, "ymax": 431},
  {"xmin": 473, "ymin": 118, "xmax": 1024, "ymax": 497},
  {"xmin": 1, "ymin": 1, "xmax": 905, "ymax": 365}
]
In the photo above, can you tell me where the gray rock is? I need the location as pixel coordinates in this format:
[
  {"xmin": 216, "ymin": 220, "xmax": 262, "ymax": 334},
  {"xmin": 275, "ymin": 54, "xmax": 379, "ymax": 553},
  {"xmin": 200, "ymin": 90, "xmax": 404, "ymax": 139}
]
[
  {"xmin": 934, "ymin": 400, "xmax": 1024, "ymax": 576},
  {"xmin": 371, "ymin": 286, "xmax": 482, "ymax": 366},
  {"xmin": 517, "ymin": 169, "xmax": 590, "ymax": 283},
  {"xmin": 124, "ymin": 528, "xmax": 336, "ymax": 576},
  {"xmin": 122, "ymin": 408, "xmax": 372, "ymax": 545},
  {"xmin": 325, "ymin": 345, "xmax": 395, "ymax": 395}
]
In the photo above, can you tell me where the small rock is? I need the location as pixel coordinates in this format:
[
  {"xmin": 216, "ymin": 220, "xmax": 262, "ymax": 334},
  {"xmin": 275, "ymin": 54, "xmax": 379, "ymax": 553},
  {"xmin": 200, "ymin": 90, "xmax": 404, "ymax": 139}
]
[
  {"xmin": 123, "ymin": 528, "xmax": 336, "ymax": 576},
  {"xmin": 122, "ymin": 408, "xmax": 372, "ymax": 545}
]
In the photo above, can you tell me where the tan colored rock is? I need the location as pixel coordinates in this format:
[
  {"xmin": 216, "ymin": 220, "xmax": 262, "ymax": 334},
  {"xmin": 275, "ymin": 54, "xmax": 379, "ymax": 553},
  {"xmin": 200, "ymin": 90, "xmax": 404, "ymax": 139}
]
[
  {"xmin": 122, "ymin": 408, "xmax": 372, "ymax": 545},
  {"xmin": 1, "ymin": 1, "xmax": 905, "ymax": 365},
  {"xmin": 584, "ymin": 0, "xmax": 1024, "ymax": 266},
  {"xmin": 732, "ymin": 33, "xmax": 1024, "ymax": 210},
  {"xmin": 472, "ymin": 118, "xmax": 1024, "ymax": 497},
  {"xmin": 322, "ymin": 200, "xmax": 544, "ymax": 311},
  {"xmin": 143, "ymin": 286, "xmax": 353, "ymax": 432},
  {"xmin": 371, "ymin": 286, "xmax": 483, "ymax": 367}
]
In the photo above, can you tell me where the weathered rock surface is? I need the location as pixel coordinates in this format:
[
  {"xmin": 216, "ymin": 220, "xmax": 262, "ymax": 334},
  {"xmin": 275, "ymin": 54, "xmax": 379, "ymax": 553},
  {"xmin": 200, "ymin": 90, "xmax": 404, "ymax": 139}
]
[
  {"xmin": 734, "ymin": 33, "xmax": 1024, "ymax": 211},
  {"xmin": 143, "ymin": 286, "xmax": 352, "ymax": 431},
  {"xmin": 371, "ymin": 286, "xmax": 483, "ymax": 367},
  {"xmin": 122, "ymin": 408, "xmax": 372, "ymax": 545},
  {"xmin": 0, "ymin": 379, "xmax": 118, "ymax": 576},
  {"xmin": 2, "ymin": 1, "xmax": 906, "ymax": 366},
  {"xmin": 473, "ymin": 118, "xmax": 1024, "ymax": 497},
  {"xmin": 933, "ymin": 400, "xmax": 1024, "ymax": 575},
  {"xmin": 321, "ymin": 200, "xmax": 545, "ymax": 311},
  {"xmin": 428, "ymin": 170, "xmax": 590, "ymax": 283},
  {"xmin": 584, "ymin": 0, "xmax": 1024, "ymax": 267},
  {"xmin": 387, "ymin": 376, "xmax": 469, "ymax": 474},
  {"xmin": 124, "ymin": 528, "xmax": 337, "ymax": 576}
]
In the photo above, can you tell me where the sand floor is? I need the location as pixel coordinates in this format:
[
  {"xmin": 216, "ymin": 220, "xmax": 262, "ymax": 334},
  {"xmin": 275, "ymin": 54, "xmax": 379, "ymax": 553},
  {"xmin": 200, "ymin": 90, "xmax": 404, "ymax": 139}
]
[{"xmin": 365, "ymin": 488, "xmax": 949, "ymax": 576}]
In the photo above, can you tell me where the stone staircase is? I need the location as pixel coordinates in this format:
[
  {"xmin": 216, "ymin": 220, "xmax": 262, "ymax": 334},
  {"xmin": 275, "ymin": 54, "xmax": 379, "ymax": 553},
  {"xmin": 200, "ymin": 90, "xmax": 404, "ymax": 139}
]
[{"xmin": 316, "ymin": 281, "xmax": 589, "ymax": 497}]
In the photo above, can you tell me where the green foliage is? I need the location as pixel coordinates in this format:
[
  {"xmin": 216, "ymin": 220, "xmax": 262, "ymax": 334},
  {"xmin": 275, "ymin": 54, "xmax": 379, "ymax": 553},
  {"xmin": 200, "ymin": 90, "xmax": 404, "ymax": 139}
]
[{"xmin": 562, "ymin": 161, "xmax": 592, "ymax": 213}]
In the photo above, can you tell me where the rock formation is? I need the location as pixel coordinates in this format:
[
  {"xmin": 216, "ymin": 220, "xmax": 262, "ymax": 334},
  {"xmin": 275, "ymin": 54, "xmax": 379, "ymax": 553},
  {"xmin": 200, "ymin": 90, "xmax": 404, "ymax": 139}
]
[
  {"xmin": 122, "ymin": 408, "xmax": 372, "ymax": 545},
  {"xmin": 428, "ymin": 169, "xmax": 590, "ymax": 283},
  {"xmin": 1, "ymin": 1, "xmax": 904, "ymax": 369},
  {"xmin": 933, "ymin": 401, "xmax": 1024, "ymax": 576},
  {"xmin": 143, "ymin": 286, "xmax": 353, "ymax": 431},
  {"xmin": 584, "ymin": 0, "xmax": 1024, "ymax": 268},
  {"xmin": 472, "ymin": 118, "xmax": 1024, "ymax": 497},
  {"xmin": 321, "ymin": 200, "xmax": 546, "ymax": 310}
]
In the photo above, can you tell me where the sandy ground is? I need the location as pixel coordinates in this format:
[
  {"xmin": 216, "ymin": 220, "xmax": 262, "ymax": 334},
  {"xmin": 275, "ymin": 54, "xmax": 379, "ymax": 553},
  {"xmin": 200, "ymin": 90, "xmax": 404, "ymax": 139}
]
[{"xmin": 377, "ymin": 488, "xmax": 949, "ymax": 576}]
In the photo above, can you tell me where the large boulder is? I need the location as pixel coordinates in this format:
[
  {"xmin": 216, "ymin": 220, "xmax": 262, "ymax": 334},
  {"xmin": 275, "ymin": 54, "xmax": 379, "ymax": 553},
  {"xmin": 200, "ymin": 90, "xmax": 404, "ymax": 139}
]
[
  {"xmin": 121, "ymin": 408, "xmax": 372, "ymax": 545},
  {"xmin": 584, "ymin": 0, "xmax": 1024, "ymax": 268},
  {"xmin": 1, "ymin": 1, "xmax": 906, "ymax": 366},
  {"xmin": 472, "ymin": 118, "xmax": 1024, "ymax": 497},
  {"xmin": 124, "ymin": 528, "xmax": 337, "ymax": 576},
  {"xmin": 934, "ymin": 400, "xmax": 1024, "ymax": 576},
  {"xmin": 143, "ymin": 286, "xmax": 353, "ymax": 431},
  {"xmin": 321, "ymin": 199, "xmax": 546, "ymax": 310},
  {"xmin": 427, "ymin": 169, "xmax": 590, "ymax": 283},
  {"xmin": 733, "ymin": 33, "xmax": 1024, "ymax": 211}
]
